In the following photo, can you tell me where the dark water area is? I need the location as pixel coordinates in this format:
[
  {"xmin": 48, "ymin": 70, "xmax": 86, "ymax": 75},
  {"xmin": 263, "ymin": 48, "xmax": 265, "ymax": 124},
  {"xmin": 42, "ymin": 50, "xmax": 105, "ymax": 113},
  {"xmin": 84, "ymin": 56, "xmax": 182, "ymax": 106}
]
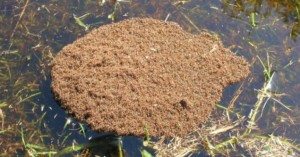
[{"xmin": 1, "ymin": 0, "xmax": 300, "ymax": 156}]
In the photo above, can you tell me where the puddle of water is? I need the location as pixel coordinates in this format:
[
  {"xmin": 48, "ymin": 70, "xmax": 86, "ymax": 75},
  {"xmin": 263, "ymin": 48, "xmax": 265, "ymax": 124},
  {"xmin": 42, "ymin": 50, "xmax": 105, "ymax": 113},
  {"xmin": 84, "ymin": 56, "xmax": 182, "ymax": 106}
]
[{"xmin": 1, "ymin": 0, "xmax": 300, "ymax": 156}]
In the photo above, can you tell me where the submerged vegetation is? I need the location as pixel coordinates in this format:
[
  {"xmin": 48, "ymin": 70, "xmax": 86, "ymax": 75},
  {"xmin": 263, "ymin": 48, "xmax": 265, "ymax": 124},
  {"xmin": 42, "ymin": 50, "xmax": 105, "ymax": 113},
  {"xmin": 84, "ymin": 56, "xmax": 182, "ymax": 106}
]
[
  {"xmin": 0, "ymin": 0, "xmax": 300, "ymax": 156},
  {"xmin": 151, "ymin": 53, "xmax": 300, "ymax": 156}
]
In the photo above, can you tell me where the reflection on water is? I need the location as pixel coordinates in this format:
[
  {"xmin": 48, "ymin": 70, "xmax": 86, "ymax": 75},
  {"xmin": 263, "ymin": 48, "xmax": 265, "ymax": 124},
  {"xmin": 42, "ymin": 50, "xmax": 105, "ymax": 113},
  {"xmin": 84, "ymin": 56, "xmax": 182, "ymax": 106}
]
[
  {"xmin": 0, "ymin": 0, "xmax": 300, "ymax": 156},
  {"xmin": 222, "ymin": 0, "xmax": 300, "ymax": 39}
]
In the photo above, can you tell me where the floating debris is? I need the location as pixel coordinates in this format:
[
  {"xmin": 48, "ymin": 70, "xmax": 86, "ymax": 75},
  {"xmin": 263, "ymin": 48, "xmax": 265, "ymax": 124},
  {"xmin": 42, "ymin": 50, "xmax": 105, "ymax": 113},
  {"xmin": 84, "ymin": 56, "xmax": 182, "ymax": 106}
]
[
  {"xmin": 51, "ymin": 18, "xmax": 250, "ymax": 137},
  {"xmin": 73, "ymin": 13, "xmax": 91, "ymax": 31}
]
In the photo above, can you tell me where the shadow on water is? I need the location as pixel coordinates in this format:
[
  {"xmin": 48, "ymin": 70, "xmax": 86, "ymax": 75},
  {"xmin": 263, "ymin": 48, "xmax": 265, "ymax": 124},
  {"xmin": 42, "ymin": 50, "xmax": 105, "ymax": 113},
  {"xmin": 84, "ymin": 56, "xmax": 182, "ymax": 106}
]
[{"xmin": 1, "ymin": 0, "xmax": 300, "ymax": 156}]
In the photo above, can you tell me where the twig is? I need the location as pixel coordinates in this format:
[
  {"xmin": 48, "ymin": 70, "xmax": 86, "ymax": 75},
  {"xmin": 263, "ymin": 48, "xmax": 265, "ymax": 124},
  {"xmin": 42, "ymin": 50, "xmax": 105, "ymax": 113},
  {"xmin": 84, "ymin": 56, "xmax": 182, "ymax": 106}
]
[
  {"xmin": 228, "ymin": 57, "xmax": 256, "ymax": 109},
  {"xmin": 10, "ymin": 0, "xmax": 30, "ymax": 39},
  {"xmin": 209, "ymin": 117, "xmax": 245, "ymax": 135},
  {"xmin": 179, "ymin": 11, "xmax": 200, "ymax": 32}
]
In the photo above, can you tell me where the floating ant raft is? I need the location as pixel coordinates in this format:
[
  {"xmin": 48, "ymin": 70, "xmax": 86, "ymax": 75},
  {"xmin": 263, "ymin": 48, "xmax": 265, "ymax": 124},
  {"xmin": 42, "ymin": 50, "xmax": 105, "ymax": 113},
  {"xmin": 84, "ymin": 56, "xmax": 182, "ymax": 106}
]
[{"xmin": 51, "ymin": 18, "xmax": 250, "ymax": 137}]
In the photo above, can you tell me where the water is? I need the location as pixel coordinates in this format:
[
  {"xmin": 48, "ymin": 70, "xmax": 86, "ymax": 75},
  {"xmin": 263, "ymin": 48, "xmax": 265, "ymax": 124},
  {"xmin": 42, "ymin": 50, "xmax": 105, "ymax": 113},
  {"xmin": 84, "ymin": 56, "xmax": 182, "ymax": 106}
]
[{"xmin": 1, "ymin": 0, "xmax": 300, "ymax": 156}]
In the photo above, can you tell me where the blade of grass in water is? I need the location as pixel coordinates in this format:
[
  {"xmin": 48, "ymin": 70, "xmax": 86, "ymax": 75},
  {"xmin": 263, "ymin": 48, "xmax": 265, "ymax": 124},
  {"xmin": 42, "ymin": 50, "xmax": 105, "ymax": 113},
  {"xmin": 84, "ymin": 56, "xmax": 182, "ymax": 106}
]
[
  {"xmin": 250, "ymin": 12, "xmax": 257, "ymax": 27},
  {"xmin": 17, "ymin": 92, "xmax": 41, "ymax": 105},
  {"xmin": 73, "ymin": 13, "xmax": 90, "ymax": 31}
]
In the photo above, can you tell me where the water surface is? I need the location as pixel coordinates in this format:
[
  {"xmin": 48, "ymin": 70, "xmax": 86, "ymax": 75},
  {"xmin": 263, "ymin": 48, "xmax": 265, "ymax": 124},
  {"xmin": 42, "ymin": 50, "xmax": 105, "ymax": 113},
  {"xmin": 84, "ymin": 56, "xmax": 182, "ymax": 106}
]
[{"xmin": 0, "ymin": 0, "xmax": 300, "ymax": 156}]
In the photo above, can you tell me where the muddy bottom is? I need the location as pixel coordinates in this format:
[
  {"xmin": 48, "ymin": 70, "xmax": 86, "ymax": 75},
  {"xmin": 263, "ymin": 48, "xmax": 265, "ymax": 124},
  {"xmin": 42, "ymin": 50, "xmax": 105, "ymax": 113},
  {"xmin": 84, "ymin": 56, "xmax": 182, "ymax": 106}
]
[{"xmin": 51, "ymin": 18, "xmax": 250, "ymax": 137}]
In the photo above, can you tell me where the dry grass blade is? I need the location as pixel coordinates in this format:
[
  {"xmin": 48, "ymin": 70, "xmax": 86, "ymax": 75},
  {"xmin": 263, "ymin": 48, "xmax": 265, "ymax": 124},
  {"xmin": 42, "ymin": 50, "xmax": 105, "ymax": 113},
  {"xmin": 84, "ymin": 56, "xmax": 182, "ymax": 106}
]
[
  {"xmin": 0, "ymin": 108, "xmax": 4, "ymax": 130},
  {"xmin": 209, "ymin": 117, "xmax": 245, "ymax": 135},
  {"xmin": 10, "ymin": 0, "xmax": 30, "ymax": 39}
]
